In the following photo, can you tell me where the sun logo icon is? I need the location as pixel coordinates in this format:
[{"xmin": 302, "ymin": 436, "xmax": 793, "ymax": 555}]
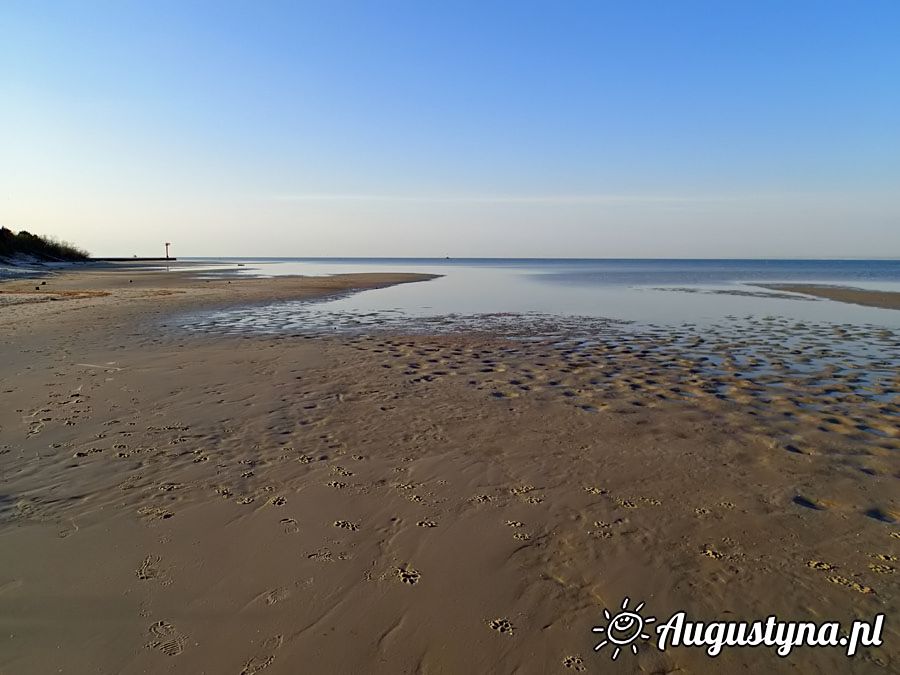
[{"xmin": 592, "ymin": 597, "xmax": 656, "ymax": 660}]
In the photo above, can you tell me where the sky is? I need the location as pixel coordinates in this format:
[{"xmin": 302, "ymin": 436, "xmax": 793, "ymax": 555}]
[{"xmin": 1, "ymin": 1, "xmax": 899, "ymax": 258}]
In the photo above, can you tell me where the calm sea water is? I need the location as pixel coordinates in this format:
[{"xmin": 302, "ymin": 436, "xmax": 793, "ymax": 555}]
[{"xmin": 176, "ymin": 258, "xmax": 900, "ymax": 331}]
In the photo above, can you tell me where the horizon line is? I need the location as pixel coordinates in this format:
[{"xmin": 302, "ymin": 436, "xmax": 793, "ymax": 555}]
[{"xmin": 171, "ymin": 255, "xmax": 900, "ymax": 262}]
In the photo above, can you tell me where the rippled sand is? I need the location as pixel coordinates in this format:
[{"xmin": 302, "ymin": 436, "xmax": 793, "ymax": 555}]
[{"xmin": 0, "ymin": 267, "xmax": 897, "ymax": 673}]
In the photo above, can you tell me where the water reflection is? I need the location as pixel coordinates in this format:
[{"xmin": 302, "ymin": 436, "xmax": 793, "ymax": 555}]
[{"xmin": 179, "ymin": 258, "xmax": 900, "ymax": 329}]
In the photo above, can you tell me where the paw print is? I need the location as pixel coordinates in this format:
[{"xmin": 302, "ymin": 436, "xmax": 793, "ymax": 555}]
[
  {"xmin": 397, "ymin": 565, "xmax": 420, "ymax": 585},
  {"xmin": 563, "ymin": 655, "xmax": 586, "ymax": 671},
  {"xmin": 489, "ymin": 618, "xmax": 514, "ymax": 635}
]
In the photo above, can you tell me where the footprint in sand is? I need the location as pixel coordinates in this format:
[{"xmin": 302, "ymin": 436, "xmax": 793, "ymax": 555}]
[
  {"xmin": 806, "ymin": 560, "xmax": 837, "ymax": 571},
  {"xmin": 136, "ymin": 555, "xmax": 161, "ymax": 580},
  {"xmin": 334, "ymin": 519, "xmax": 359, "ymax": 531},
  {"xmin": 280, "ymin": 518, "xmax": 299, "ymax": 533},
  {"xmin": 563, "ymin": 655, "xmax": 586, "ymax": 671},
  {"xmin": 396, "ymin": 565, "xmax": 420, "ymax": 585},
  {"xmin": 868, "ymin": 564, "xmax": 895, "ymax": 575},
  {"xmin": 137, "ymin": 506, "xmax": 174, "ymax": 523},
  {"xmin": 827, "ymin": 575, "xmax": 875, "ymax": 594},
  {"xmin": 57, "ymin": 519, "xmax": 80, "ymax": 538},
  {"xmin": 308, "ymin": 547, "xmax": 347, "ymax": 562},
  {"xmin": 489, "ymin": 618, "xmax": 515, "ymax": 635},
  {"xmin": 147, "ymin": 620, "xmax": 186, "ymax": 656},
  {"xmin": 241, "ymin": 634, "xmax": 283, "ymax": 674},
  {"xmin": 701, "ymin": 545, "xmax": 724, "ymax": 559},
  {"xmin": 417, "ymin": 519, "xmax": 437, "ymax": 528},
  {"xmin": 264, "ymin": 588, "xmax": 290, "ymax": 605}
]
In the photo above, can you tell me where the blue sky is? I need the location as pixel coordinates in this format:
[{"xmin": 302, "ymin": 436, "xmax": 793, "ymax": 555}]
[{"xmin": 1, "ymin": 1, "xmax": 898, "ymax": 257}]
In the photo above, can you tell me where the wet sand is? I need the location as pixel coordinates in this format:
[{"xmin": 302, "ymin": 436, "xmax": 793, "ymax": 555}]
[
  {"xmin": 757, "ymin": 283, "xmax": 900, "ymax": 310},
  {"xmin": 1, "ymin": 267, "xmax": 897, "ymax": 673}
]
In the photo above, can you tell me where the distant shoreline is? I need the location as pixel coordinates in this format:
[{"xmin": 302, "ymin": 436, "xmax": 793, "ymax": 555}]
[
  {"xmin": 90, "ymin": 257, "xmax": 177, "ymax": 262},
  {"xmin": 172, "ymin": 256, "xmax": 900, "ymax": 262}
]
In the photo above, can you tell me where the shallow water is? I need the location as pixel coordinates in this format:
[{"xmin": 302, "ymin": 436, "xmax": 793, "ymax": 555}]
[
  {"xmin": 174, "ymin": 260, "xmax": 900, "ymax": 415},
  {"xmin": 176, "ymin": 257, "xmax": 900, "ymax": 331}
]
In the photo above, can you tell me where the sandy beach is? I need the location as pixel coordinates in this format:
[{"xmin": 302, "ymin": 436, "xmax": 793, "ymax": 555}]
[
  {"xmin": 756, "ymin": 284, "xmax": 900, "ymax": 311},
  {"xmin": 1, "ymin": 266, "xmax": 897, "ymax": 674},
  {"xmin": 6, "ymin": 0, "xmax": 898, "ymax": 669}
]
